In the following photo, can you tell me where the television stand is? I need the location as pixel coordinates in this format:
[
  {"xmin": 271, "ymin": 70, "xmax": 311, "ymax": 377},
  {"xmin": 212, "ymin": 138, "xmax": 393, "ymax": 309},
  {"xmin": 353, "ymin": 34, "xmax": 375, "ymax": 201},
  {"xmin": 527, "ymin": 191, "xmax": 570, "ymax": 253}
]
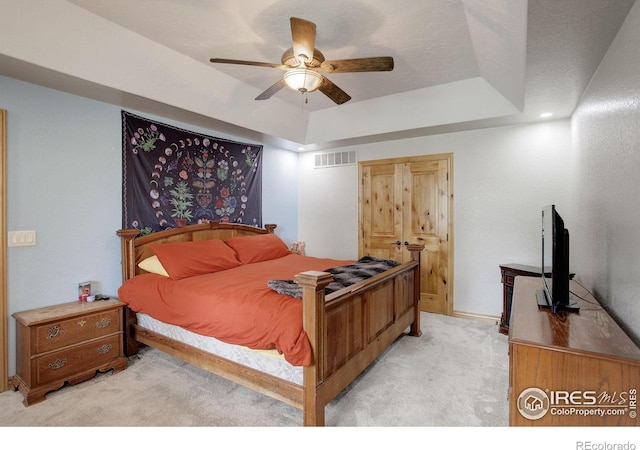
[
  {"xmin": 510, "ymin": 277, "xmax": 640, "ymax": 426},
  {"xmin": 536, "ymin": 289, "xmax": 580, "ymax": 313}
]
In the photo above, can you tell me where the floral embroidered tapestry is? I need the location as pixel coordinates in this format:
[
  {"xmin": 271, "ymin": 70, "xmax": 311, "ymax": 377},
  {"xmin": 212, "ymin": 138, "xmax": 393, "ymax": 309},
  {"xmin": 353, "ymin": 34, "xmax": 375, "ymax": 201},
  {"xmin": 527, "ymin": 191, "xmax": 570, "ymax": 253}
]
[{"xmin": 122, "ymin": 111, "xmax": 262, "ymax": 234}]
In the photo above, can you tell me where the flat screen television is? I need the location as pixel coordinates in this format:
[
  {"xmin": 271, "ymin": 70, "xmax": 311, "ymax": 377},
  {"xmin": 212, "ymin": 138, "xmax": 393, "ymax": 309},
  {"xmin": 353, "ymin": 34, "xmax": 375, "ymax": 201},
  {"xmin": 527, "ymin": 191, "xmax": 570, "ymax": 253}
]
[{"xmin": 537, "ymin": 204, "xmax": 579, "ymax": 313}]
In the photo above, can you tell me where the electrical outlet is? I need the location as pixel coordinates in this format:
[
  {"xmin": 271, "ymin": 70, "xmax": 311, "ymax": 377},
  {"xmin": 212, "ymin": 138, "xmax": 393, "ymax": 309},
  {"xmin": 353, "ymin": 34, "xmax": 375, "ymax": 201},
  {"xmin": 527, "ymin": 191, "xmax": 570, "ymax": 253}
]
[{"xmin": 8, "ymin": 230, "xmax": 37, "ymax": 247}]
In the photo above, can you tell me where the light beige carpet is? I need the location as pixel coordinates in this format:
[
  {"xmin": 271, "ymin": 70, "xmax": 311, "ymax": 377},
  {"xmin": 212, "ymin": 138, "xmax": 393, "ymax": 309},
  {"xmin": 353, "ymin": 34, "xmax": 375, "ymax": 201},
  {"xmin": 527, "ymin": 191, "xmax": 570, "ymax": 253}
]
[{"xmin": 0, "ymin": 312, "xmax": 509, "ymax": 427}]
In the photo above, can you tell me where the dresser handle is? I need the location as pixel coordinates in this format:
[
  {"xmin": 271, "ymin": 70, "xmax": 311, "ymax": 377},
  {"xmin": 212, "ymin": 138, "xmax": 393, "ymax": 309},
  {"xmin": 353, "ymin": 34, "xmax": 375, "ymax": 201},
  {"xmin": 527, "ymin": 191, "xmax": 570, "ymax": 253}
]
[
  {"xmin": 46, "ymin": 324, "xmax": 61, "ymax": 339},
  {"xmin": 96, "ymin": 318, "xmax": 112, "ymax": 329},
  {"xmin": 97, "ymin": 344, "xmax": 113, "ymax": 354},
  {"xmin": 49, "ymin": 358, "xmax": 67, "ymax": 369}
]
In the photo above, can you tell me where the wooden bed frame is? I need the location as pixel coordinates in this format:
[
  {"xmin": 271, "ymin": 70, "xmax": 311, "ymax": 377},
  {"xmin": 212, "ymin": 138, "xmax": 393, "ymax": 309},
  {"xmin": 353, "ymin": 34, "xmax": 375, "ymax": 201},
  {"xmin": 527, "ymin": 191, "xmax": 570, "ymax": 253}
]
[{"xmin": 117, "ymin": 222, "xmax": 423, "ymax": 426}]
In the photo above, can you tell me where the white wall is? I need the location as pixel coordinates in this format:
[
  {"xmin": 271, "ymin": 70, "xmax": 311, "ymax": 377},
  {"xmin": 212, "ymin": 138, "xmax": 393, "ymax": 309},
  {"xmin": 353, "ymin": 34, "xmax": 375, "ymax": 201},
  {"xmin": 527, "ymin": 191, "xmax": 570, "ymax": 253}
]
[
  {"xmin": 299, "ymin": 120, "xmax": 572, "ymax": 317},
  {"xmin": 1, "ymin": 75, "xmax": 299, "ymax": 375},
  {"xmin": 570, "ymin": 0, "xmax": 640, "ymax": 341},
  {"xmin": 298, "ymin": 162, "xmax": 360, "ymax": 260}
]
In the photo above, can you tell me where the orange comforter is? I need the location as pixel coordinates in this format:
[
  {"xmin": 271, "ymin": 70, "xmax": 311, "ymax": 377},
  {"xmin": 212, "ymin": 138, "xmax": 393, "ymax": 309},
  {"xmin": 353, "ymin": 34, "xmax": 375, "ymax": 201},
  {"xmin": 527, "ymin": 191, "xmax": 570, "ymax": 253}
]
[{"xmin": 117, "ymin": 254, "xmax": 352, "ymax": 367}]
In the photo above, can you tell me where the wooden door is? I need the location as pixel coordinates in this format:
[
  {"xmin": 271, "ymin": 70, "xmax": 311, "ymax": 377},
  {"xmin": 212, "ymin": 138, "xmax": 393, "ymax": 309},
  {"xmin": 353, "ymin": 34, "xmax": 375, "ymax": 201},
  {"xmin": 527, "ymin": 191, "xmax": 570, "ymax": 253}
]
[
  {"xmin": 402, "ymin": 159, "xmax": 450, "ymax": 314},
  {"xmin": 359, "ymin": 154, "xmax": 452, "ymax": 315},
  {"xmin": 360, "ymin": 163, "xmax": 403, "ymax": 261}
]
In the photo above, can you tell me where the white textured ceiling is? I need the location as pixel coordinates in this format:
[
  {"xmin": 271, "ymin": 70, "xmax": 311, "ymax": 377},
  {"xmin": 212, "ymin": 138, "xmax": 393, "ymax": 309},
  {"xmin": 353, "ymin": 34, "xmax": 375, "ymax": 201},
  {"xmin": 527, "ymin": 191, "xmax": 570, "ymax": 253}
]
[{"xmin": 0, "ymin": 0, "xmax": 635, "ymax": 151}]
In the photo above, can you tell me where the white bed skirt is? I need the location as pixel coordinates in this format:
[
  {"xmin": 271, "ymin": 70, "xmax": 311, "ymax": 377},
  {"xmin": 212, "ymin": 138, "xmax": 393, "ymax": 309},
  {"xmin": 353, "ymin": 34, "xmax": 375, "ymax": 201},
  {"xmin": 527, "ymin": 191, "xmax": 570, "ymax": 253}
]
[{"xmin": 136, "ymin": 313, "xmax": 304, "ymax": 385}]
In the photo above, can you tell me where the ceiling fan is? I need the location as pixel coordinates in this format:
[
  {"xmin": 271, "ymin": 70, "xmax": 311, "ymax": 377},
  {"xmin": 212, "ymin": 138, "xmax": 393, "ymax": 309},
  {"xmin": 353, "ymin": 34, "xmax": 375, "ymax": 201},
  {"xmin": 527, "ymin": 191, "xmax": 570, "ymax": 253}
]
[{"xmin": 209, "ymin": 17, "xmax": 394, "ymax": 105}]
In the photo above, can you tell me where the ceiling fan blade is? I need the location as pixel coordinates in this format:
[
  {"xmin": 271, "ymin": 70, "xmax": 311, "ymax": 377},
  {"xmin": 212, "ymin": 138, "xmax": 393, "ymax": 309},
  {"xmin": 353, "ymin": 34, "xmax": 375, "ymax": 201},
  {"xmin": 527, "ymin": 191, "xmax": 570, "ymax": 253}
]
[
  {"xmin": 210, "ymin": 58, "xmax": 288, "ymax": 70},
  {"xmin": 290, "ymin": 17, "xmax": 316, "ymax": 64},
  {"xmin": 255, "ymin": 79, "xmax": 285, "ymax": 100},
  {"xmin": 318, "ymin": 76, "xmax": 351, "ymax": 105},
  {"xmin": 320, "ymin": 57, "xmax": 394, "ymax": 73}
]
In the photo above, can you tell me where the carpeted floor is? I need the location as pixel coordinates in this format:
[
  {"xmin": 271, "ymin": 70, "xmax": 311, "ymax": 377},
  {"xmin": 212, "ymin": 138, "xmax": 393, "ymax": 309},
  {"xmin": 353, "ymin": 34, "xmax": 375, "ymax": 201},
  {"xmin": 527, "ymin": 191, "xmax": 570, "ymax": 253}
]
[{"xmin": 0, "ymin": 312, "xmax": 509, "ymax": 427}]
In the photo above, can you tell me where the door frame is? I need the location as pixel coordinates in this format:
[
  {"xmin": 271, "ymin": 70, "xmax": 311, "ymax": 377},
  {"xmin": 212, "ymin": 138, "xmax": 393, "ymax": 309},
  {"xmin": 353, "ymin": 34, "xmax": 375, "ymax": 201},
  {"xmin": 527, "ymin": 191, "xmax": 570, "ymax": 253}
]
[
  {"xmin": 1, "ymin": 110, "xmax": 7, "ymax": 391},
  {"xmin": 359, "ymin": 152, "xmax": 454, "ymax": 315}
]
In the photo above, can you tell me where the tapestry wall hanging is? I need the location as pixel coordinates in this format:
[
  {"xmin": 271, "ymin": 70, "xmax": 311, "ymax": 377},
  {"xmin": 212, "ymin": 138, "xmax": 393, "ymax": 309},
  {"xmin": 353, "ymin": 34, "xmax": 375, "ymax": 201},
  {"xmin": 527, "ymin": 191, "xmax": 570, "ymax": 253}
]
[{"xmin": 122, "ymin": 111, "xmax": 262, "ymax": 234}]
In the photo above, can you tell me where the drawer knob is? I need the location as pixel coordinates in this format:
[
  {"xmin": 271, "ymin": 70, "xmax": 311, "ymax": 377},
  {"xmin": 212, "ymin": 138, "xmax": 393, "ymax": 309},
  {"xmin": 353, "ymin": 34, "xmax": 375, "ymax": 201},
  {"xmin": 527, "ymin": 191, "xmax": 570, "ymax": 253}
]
[
  {"xmin": 96, "ymin": 318, "xmax": 112, "ymax": 329},
  {"xmin": 97, "ymin": 344, "xmax": 113, "ymax": 354},
  {"xmin": 48, "ymin": 358, "xmax": 67, "ymax": 369},
  {"xmin": 46, "ymin": 324, "xmax": 61, "ymax": 340}
]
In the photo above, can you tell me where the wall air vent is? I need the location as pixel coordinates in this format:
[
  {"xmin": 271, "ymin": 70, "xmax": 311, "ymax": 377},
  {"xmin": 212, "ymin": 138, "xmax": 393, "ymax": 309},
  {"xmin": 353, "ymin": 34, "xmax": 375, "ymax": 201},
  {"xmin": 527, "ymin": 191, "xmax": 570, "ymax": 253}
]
[{"xmin": 314, "ymin": 150, "xmax": 357, "ymax": 169}]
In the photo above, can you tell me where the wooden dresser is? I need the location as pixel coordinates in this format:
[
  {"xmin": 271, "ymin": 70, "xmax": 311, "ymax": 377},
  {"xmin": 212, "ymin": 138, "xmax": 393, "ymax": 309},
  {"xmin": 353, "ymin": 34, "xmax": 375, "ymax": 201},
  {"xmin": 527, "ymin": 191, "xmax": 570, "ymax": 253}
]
[
  {"xmin": 499, "ymin": 264, "xmax": 549, "ymax": 334},
  {"xmin": 508, "ymin": 277, "xmax": 640, "ymax": 426},
  {"xmin": 12, "ymin": 299, "xmax": 127, "ymax": 406}
]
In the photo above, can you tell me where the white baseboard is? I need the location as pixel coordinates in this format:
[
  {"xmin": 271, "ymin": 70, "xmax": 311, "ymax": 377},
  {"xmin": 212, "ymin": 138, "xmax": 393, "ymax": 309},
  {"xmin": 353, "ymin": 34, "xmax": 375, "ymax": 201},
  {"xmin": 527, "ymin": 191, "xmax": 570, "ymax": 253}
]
[{"xmin": 452, "ymin": 310, "xmax": 500, "ymax": 325}]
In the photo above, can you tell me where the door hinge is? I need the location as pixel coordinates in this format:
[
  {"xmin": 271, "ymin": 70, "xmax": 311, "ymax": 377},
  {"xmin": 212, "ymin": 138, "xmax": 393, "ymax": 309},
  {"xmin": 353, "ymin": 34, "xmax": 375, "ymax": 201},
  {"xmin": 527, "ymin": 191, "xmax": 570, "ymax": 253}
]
[{"xmin": 446, "ymin": 172, "xmax": 449, "ymax": 181}]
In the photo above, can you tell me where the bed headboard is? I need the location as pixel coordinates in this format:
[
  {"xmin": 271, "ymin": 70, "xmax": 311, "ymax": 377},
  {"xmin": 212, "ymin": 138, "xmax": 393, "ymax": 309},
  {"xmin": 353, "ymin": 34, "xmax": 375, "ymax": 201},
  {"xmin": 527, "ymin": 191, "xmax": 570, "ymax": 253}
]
[{"xmin": 116, "ymin": 222, "xmax": 277, "ymax": 282}]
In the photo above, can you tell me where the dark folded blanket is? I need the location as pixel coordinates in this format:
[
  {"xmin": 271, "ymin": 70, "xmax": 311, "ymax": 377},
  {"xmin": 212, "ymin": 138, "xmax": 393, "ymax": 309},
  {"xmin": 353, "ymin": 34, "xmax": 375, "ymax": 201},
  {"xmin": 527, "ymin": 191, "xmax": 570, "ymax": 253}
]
[{"xmin": 267, "ymin": 256, "xmax": 401, "ymax": 299}]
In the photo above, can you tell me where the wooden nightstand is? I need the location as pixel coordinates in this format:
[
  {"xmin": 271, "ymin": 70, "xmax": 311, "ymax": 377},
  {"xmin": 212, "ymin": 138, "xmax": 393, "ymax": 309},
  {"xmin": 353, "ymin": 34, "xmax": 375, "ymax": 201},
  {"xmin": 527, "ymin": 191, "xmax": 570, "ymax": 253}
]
[{"xmin": 12, "ymin": 299, "xmax": 127, "ymax": 406}]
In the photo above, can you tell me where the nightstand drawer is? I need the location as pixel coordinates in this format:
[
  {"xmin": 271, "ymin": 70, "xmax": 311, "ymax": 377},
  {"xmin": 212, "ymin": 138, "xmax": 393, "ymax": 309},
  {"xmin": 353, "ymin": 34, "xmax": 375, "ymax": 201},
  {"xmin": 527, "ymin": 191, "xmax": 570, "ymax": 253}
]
[
  {"xmin": 34, "ymin": 309, "xmax": 122, "ymax": 353},
  {"xmin": 35, "ymin": 334, "xmax": 123, "ymax": 385}
]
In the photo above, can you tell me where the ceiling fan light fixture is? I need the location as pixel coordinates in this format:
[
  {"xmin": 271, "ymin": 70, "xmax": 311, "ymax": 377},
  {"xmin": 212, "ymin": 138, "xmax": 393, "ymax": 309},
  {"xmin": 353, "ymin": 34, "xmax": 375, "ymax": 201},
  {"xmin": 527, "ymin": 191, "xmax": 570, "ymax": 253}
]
[
  {"xmin": 210, "ymin": 18, "xmax": 390, "ymax": 104},
  {"xmin": 283, "ymin": 68, "xmax": 322, "ymax": 93}
]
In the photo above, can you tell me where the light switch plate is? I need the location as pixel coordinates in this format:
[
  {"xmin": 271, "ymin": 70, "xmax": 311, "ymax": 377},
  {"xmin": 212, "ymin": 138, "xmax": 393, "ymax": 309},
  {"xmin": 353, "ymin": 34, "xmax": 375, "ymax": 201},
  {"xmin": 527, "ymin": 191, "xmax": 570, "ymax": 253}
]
[{"xmin": 8, "ymin": 230, "xmax": 37, "ymax": 247}]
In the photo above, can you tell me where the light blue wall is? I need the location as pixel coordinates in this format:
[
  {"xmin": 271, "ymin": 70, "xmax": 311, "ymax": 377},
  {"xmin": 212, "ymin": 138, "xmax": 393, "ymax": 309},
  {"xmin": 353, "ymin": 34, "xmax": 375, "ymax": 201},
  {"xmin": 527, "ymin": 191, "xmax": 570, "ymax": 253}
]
[{"xmin": 1, "ymin": 75, "xmax": 298, "ymax": 375}]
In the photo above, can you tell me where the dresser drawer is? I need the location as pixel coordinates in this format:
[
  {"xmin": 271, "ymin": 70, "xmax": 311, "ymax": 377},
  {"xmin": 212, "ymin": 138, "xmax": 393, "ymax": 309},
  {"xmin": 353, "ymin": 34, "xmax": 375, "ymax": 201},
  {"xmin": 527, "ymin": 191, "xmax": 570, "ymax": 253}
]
[
  {"xmin": 34, "ymin": 309, "xmax": 122, "ymax": 353},
  {"xmin": 35, "ymin": 334, "xmax": 123, "ymax": 386}
]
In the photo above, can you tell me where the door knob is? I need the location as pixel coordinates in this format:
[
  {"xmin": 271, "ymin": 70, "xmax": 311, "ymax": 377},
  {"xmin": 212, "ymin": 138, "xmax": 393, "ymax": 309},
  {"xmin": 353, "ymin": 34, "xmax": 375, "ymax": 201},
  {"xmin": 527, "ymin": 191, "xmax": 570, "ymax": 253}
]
[{"xmin": 404, "ymin": 241, "xmax": 409, "ymax": 246}]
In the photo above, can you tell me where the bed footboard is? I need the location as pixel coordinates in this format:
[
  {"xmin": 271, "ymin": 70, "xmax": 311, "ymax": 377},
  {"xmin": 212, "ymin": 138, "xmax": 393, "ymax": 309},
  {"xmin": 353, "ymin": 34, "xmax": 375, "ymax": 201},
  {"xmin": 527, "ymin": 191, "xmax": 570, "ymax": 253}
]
[{"xmin": 296, "ymin": 244, "xmax": 423, "ymax": 426}]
